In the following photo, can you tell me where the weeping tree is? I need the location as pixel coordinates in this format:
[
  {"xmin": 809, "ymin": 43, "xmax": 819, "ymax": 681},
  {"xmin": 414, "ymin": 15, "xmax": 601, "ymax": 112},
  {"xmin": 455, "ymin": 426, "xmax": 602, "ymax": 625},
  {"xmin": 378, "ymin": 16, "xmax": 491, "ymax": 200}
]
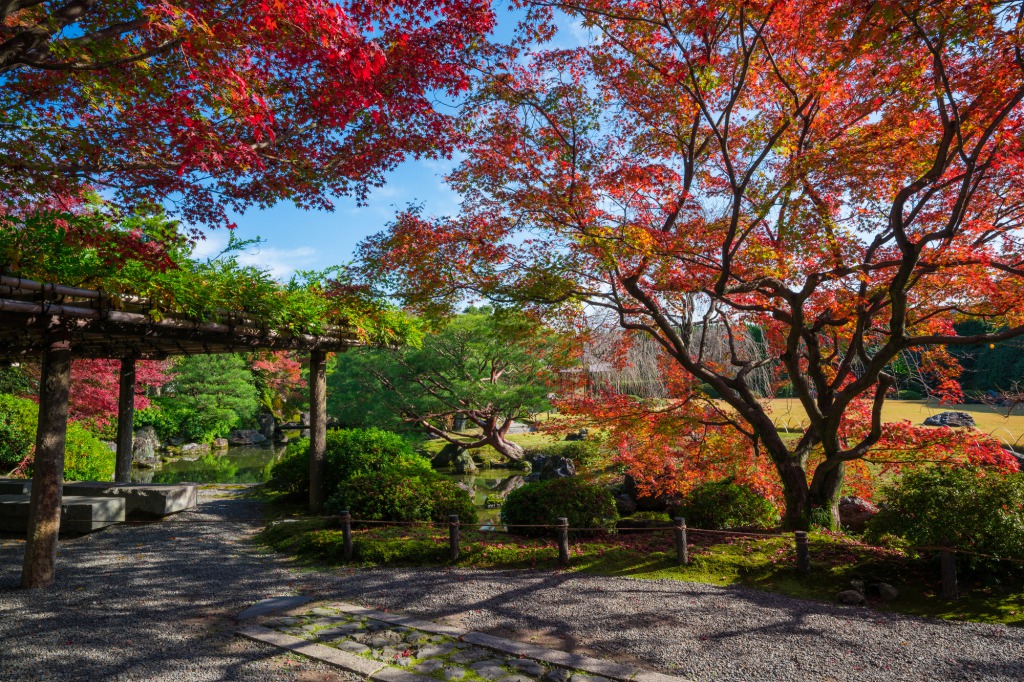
[{"xmin": 329, "ymin": 308, "xmax": 571, "ymax": 461}]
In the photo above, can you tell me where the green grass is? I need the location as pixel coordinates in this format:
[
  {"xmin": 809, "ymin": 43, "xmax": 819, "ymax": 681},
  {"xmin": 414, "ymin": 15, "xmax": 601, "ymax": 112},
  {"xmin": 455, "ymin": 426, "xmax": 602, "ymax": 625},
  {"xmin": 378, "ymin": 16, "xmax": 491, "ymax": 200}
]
[
  {"xmin": 257, "ymin": 519, "xmax": 1024, "ymax": 626},
  {"xmin": 418, "ymin": 431, "xmax": 565, "ymax": 462},
  {"xmin": 766, "ymin": 398, "xmax": 1024, "ymax": 444}
]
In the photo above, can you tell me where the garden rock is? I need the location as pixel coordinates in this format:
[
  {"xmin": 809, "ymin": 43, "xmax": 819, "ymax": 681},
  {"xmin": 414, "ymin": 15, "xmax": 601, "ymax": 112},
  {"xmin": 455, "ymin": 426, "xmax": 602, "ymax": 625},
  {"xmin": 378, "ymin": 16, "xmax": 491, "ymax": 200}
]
[
  {"xmin": 228, "ymin": 429, "xmax": 268, "ymax": 445},
  {"xmin": 526, "ymin": 455, "xmax": 576, "ymax": 481},
  {"xmin": 415, "ymin": 660, "xmax": 446, "ymax": 674},
  {"xmin": 838, "ymin": 496, "xmax": 878, "ymax": 532},
  {"xmin": 470, "ymin": 660, "xmax": 511, "ymax": 680},
  {"xmin": 335, "ymin": 640, "xmax": 371, "ymax": 655},
  {"xmin": 838, "ymin": 589, "xmax": 865, "ymax": 605},
  {"xmin": 258, "ymin": 413, "xmax": 276, "ymax": 440},
  {"xmin": 498, "ymin": 676, "xmax": 537, "ymax": 682},
  {"xmin": 179, "ymin": 442, "xmax": 210, "ymax": 456},
  {"xmin": 418, "ymin": 643, "xmax": 456, "ymax": 658},
  {"xmin": 433, "ymin": 443, "xmax": 464, "ymax": 468},
  {"xmin": 454, "ymin": 452, "xmax": 478, "ymax": 474},
  {"xmin": 507, "ymin": 658, "xmax": 546, "ymax": 676},
  {"xmin": 564, "ymin": 428, "xmax": 589, "ymax": 441},
  {"xmin": 212, "ymin": 437, "xmax": 229, "ymax": 449},
  {"xmin": 133, "ymin": 425, "xmax": 161, "ymax": 466},
  {"xmin": 615, "ymin": 493, "xmax": 637, "ymax": 516},
  {"xmin": 363, "ymin": 630, "xmax": 405, "ymax": 648},
  {"xmin": 922, "ymin": 411, "xmax": 976, "ymax": 428},
  {"xmin": 876, "ymin": 582, "xmax": 900, "ymax": 601},
  {"xmin": 442, "ymin": 668, "xmax": 467, "ymax": 680}
]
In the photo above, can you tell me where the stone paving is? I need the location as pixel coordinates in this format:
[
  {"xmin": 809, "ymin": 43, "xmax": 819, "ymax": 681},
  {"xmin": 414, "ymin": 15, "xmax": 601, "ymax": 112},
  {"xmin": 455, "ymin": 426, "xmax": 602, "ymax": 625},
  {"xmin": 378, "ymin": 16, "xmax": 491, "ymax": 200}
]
[{"xmin": 261, "ymin": 604, "xmax": 618, "ymax": 682}]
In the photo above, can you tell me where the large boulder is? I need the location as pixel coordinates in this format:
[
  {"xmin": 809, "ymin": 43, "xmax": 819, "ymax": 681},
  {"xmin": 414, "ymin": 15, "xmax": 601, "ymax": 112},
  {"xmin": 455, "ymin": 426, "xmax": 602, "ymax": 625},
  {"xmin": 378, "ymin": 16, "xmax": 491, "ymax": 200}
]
[
  {"xmin": 838, "ymin": 496, "xmax": 879, "ymax": 532},
  {"xmin": 212, "ymin": 438, "xmax": 229, "ymax": 450},
  {"xmin": 923, "ymin": 411, "xmax": 976, "ymax": 428},
  {"xmin": 228, "ymin": 429, "xmax": 268, "ymax": 446},
  {"xmin": 257, "ymin": 413, "xmax": 276, "ymax": 441},
  {"xmin": 132, "ymin": 425, "xmax": 161, "ymax": 467},
  {"xmin": 179, "ymin": 442, "xmax": 210, "ymax": 456},
  {"xmin": 525, "ymin": 455, "xmax": 576, "ymax": 481},
  {"xmin": 431, "ymin": 443, "xmax": 464, "ymax": 468},
  {"xmin": 453, "ymin": 452, "xmax": 478, "ymax": 474}
]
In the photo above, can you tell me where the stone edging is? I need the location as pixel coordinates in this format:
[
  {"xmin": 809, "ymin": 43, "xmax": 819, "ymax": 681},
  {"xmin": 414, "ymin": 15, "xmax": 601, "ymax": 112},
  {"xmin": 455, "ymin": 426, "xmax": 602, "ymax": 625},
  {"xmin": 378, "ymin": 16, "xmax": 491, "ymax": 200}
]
[{"xmin": 235, "ymin": 598, "xmax": 691, "ymax": 682}]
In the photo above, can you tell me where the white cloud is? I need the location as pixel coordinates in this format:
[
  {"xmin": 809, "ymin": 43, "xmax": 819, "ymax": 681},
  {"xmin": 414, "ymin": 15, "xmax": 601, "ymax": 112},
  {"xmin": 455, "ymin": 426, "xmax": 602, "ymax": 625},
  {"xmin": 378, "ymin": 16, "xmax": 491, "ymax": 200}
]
[{"xmin": 188, "ymin": 232, "xmax": 319, "ymax": 280}]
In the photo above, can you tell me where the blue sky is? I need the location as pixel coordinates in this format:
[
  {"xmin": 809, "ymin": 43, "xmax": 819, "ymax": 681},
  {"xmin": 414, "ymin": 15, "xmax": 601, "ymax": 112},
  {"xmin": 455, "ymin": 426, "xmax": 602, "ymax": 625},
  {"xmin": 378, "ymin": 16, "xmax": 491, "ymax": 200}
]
[{"xmin": 192, "ymin": 7, "xmax": 589, "ymax": 278}]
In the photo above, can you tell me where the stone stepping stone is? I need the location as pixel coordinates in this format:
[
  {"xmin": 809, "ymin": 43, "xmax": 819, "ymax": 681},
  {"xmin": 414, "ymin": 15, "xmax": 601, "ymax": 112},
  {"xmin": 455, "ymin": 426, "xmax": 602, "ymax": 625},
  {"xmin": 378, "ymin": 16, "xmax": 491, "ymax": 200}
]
[
  {"xmin": 542, "ymin": 670, "xmax": 572, "ymax": 682},
  {"xmin": 498, "ymin": 676, "xmax": 537, "ymax": 682},
  {"xmin": 507, "ymin": 659, "xmax": 546, "ymax": 677},
  {"xmin": 470, "ymin": 659, "xmax": 511, "ymax": 680},
  {"xmin": 404, "ymin": 632, "xmax": 428, "ymax": 644},
  {"xmin": 308, "ymin": 607, "xmax": 338, "ymax": 616},
  {"xmin": 318, "ymin": 624, "xmax": 363, "ymax": 640},
  {"xmin": 450, "ymin": 647, "xmax": 493, "ymax": 664},
  {"xmin": 442, "ymin": 667, "xmax": 467, "ymax": 681},
  {"xmin": 335, "ymin": 640, "xmax": 371, "ymax": 655},
  {"xmin": 414, "ymin": 660, "xmax": 446, "ymax": 674},
  {"xmin": 363, "ymin": 630, "xmax": 406, "ymax": 648},
  {"xmin": 418, "ymin": 643, "xmax": 456, "ymax": 658}
]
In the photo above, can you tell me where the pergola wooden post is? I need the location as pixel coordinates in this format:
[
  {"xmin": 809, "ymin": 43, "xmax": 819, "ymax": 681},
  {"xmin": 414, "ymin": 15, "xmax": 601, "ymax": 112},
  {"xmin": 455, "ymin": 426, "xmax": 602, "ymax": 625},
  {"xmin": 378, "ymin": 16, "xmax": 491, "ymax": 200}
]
[
  {"xmin": 308, "ymin": 349, "xmax": 328, "ymax": 513},
  {"xmin": 114, "ymin": 356, "xmax": 136, "ymax": 483},
  {"xmin": 21, "ymin": 335, "xmax": 72, "ymax": 589}
]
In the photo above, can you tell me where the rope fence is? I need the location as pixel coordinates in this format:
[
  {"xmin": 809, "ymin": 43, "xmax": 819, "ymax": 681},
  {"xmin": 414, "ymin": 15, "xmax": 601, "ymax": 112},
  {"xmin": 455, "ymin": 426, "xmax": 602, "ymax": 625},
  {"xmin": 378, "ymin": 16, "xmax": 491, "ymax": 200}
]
[{"xmin": 102, "ymin": 508, "xmax": 1024, "ymax": 600}]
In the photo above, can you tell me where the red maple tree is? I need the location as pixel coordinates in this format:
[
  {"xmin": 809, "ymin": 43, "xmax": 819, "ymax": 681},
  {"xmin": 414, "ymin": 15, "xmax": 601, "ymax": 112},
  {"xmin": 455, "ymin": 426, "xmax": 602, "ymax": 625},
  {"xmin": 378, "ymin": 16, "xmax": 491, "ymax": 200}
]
[
  {"xmin": 362, "ymin": 0, "xmax": 1024, "ymax": 528},
  {"xmin": 0, "ymin": 1, "xmax": 495, "ymax": 226},
  {"xmin": 68, "ymin": 359, "xmax": 170, "ymax": 429}
]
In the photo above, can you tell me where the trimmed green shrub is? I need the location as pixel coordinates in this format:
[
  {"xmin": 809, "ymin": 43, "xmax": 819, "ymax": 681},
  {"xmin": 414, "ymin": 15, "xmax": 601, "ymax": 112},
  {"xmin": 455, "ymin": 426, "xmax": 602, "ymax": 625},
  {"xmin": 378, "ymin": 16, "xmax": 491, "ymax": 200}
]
[
  {"xmin": 897, "ymin": 389, "xmax": 924, "ymax": 400},
  {"xmin": 325, "ymin": 470, "xmax": 477, "ymax": 523},
  {"xmin": 525, "ymin": 439, "xmax": 605, "ymax": 468},
  {"xmin": 269, "ymin": 427, "xmax": 432, "ymax": 499},
  {"xmin": 672, "ymin": 480, "xmax": 779, "ymax": 530},
  {"xmin": 866, "ymin": 467, "xmax": 1024, "ymax": 573},
  {"xmin": 0, "ymin": 394, "xmax": 37, "ymax": 469},
  {"xmin": 501, "ymin": 477, "xmax": 618, "ymax": 537},
  {"xmin": 63, "ymin": 423, "xmax": 115, "ymax": 481},
  {"xmin": 0, "ymin": 395, "xmax": 113, "ymax": 480}
]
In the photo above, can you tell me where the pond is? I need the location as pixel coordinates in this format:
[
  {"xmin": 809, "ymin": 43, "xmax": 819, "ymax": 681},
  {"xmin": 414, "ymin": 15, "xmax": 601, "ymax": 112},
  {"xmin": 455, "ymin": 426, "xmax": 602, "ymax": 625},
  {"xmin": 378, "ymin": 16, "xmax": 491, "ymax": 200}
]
[{"xmin": 131, "ymin": 445, "xmax": 523, "ymax": 525}]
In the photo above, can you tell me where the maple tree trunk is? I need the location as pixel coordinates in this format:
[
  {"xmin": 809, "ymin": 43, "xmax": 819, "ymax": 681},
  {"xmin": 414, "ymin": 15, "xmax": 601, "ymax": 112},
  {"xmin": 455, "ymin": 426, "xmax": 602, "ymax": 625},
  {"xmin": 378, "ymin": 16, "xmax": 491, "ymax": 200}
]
[
  {"xmin": 308, "ymin": 350, "xmax": 327, "ymax": 514},
  {"xmin": 21, "ymin": 336, "xmax": 72, "ymax": 589},
  {"xmin": 777, "ymin": 460, "xmax": 811, "ymax": 531},
  {"xmin": 808, "ymin": 460, "xmax": 846, "ymax": 531},
  {"xmin": 114, "ymin": 357, "xmax": 136, "ymax": 483}
]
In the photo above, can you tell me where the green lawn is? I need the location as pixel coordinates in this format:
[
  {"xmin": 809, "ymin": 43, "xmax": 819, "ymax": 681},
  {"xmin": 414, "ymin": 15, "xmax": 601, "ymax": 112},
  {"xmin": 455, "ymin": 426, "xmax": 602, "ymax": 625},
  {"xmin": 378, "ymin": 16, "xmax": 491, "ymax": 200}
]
[
  {"xmin": 257, "ymin": 519, "xmax": 1024, "ymax": 626},
  {"xmin": 766, "ymin": 398, "xmax": 1024, "ymax": 445}
]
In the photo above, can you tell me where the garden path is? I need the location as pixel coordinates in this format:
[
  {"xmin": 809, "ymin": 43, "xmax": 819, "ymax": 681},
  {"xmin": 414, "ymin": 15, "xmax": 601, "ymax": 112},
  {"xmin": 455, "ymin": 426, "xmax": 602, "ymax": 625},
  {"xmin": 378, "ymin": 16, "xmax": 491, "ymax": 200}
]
[{"xmin": 1, "ymin": 486, "xmax": 1021, "ymax": 681}]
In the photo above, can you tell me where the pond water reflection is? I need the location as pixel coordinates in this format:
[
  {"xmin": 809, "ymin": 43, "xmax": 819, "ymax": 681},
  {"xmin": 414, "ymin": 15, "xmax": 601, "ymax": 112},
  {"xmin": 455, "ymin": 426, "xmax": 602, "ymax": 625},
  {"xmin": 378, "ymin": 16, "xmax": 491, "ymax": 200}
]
[{"xmin": 132, "ymin": 446, "xmax": 523, "ymax": 525}]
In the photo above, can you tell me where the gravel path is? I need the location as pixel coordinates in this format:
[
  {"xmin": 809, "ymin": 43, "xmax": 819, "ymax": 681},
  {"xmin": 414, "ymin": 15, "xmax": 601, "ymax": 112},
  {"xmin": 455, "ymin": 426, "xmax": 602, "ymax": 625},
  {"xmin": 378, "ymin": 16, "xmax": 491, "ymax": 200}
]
[
  {"xmin": 0, "ymin": 487, "xmax": 358, "ymax": 682},
  {"xmin": 2, "ymin": 486, "xmax": 1022, "ymax": 681}
]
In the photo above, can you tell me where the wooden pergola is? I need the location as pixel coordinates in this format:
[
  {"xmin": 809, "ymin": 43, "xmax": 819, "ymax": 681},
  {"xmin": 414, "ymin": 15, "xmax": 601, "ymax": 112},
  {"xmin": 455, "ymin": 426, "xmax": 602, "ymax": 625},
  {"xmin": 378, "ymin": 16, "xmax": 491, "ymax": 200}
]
[{"xmin": 0, "ymin": 275, "xmax": 358, "ymax": 588}]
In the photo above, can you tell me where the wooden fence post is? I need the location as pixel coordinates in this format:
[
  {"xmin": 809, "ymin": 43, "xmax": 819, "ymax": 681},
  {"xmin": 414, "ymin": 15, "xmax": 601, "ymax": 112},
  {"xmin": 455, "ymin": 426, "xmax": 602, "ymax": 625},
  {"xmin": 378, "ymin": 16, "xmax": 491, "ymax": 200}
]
[
  {"xmin": 557, "ymin": 517, "xmax": 570, "ymax": 567},
  {"xmin": 340, "ymin": 510, "xmax": 353, "ymax": 562},
  {"xmin": 795, "ymin": 531, "xmax": 810, "ymax": 573},
  {"xmin": 941, "ymin": 541, "xmax": 959, "ymax": 601},
  {"xmin": 674, "ymin": 517, "xmax": 689, "ymax": 566},
  {"xmin": 449, "ymin": 514, "xmax": 460, "ymax": 561}
]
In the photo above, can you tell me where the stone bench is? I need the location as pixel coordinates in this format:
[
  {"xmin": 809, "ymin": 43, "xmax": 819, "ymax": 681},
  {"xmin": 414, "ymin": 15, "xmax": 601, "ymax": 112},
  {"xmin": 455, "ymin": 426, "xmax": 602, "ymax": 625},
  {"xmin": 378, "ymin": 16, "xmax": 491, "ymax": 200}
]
[
  {"xmin": 0, "ymin": 479, "xmax": 31, "ymax": 495},
  {"xmin": 64, "ymin": 482, "xmax": 198, "ymax": 518},
  {"xmin": 0, "ymin": 494, "xmax": 125, "ymax": 534}
]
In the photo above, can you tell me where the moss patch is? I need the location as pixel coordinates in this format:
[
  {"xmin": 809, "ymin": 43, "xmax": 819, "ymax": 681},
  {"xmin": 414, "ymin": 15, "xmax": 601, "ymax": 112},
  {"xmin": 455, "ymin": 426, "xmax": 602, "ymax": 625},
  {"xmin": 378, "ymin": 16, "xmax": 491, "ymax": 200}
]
[{"xmin": 257, "ymin": 520, "xmax": 1024, "ymax": 626}]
